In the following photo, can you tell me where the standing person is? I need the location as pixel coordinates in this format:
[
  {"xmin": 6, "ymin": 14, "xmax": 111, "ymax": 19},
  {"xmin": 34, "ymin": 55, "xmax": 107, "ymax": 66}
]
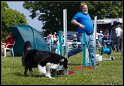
[
  {"xmin": 115, "ymin": 24, "xmax": 123, "ymax": 52},
  {"xmin": 52, "ymin": 32, "xmax": 58, "ymax": 53},
  {"xmin": 96, "ymin": 32, "xmax": 99, "ymax": 49},
  {"xmin": 53, "ymin": 32, "xmax": 58, "ymax": 42},
  {"xmin": 99, "ymin": 31, "xmax": 104, "ymax": 38},
  {"xmin": 68, "ymin": 2, "xmax": 98, "ymax": 67}
]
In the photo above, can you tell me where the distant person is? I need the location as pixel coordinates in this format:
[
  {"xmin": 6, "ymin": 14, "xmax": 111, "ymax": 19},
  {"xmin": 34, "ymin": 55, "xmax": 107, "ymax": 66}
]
[
  {"xmin": 96, "ymin": 32, "xmax": 100, "ymax": 49},
  {"xmin": 99, "ymin": 31, "xmax": 104, "ymax": 38},
  {"xmin": 53, "ymin": 32, "xmax": 58, "ymax": 42},
  {"xmin": 103, "ymin": 32, "xmax": 108, "ymax": 40},
  {"xmin": 115, "ymin": 24, "xmax": 123, "ymax": 52},
  {"xmin": 110, "ymin": 25, "xmax": 118, "ymax": 51},
  {"xmin": 46, "ymin": 33, "xmax": 53, "ymax": 45},
  {"xmin": 52, "ymin": 32, "xmax": 58, "ymax": 53},
  {"xmin": 1, "ymin": 32, "xmax": 15, "ymax": 56}
]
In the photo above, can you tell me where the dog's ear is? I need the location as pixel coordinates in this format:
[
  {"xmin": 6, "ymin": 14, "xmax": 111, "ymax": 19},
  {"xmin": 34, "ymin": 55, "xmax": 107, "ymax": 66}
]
[
  {"xmin": 60, "ymin": 58, "xmax": 68, "ymax": 69},
  {"xmin": 60, "ymin": 59, "xmax": 64, "ymax": 65}
]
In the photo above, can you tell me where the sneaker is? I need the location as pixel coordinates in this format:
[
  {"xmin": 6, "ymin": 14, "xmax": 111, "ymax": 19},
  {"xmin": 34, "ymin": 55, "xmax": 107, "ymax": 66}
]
[
  {"xmin": 91, "ymin": 65, "xmax": 96, "ymax": 69},
  {"xmin": 111, "ymin": 57, "xmax": 115, "ymax": 60},
  {"xmin": 91, "ymin": 63, "xmax": 100, "ymax": 68},
  {"xmin": 95, "ymin": 63, "xmax": 100, "ymax": 66}
]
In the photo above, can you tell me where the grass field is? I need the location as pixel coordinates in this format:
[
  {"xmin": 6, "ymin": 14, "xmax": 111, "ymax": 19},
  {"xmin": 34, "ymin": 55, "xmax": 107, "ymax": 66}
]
[{"xmin": 1, "ymin": 51, "xmax": 123, "ymax": 85}]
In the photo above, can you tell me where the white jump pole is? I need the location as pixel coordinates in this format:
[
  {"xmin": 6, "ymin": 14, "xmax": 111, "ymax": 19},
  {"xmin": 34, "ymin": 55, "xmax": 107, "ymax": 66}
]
[
  {"xmin": 94, "ymin": 16, "xmax": 97, "ymax": 61},
  {"xmin": 94, "ymin": 16, "xmax": 103, "ymax": 61},
  {"xmin": 63, "ymin": 9, "xmax": 68, "ymax": 58},
  {"xmin": 94, "ymin": 16, "xmax": 102, "ymax": 61}
]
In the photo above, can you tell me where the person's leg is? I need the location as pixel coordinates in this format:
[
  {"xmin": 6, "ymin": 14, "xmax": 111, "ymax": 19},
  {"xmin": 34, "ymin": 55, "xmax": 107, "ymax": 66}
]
[
  {"xmin": 119, "ymin": 37, "xmax": 122, "ymax": 51},
  {"xmin": 1, "ymin": 44, "xmax": 6, "ymax": 56},
  {"xmin": 68, "ymin": 33, "xmax": 84, "ymax": 57},
  {"xmin": 52, "ymin": 44, "xmax": 57, "ymax": 53},
  {"xmin": 68, "ymin": 44, "xmax": 83, "ymax": 57},
  {"xmin": 116, "ymin": 37, "xmax": 119, "ymax": 52},
  {"xmin": 88, "ymin": 34, "xmax": 96, "ymax": 66},
  {"xmin": 121, "ymin": 39, "xmax": 123, "ymax": 51}
]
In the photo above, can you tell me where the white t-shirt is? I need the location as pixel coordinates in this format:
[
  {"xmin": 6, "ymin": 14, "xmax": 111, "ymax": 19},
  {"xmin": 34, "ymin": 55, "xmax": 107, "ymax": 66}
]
[
  {"xmin": 115, "ymin": 27, "xmax": 123, "ymax": 37},
  {"xmin": 96, "ymin": 33, "xmax": 99, "ymax": 39}
]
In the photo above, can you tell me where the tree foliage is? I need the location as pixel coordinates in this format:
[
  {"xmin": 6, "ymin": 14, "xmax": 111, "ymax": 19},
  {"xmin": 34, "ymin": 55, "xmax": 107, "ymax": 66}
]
[
  {"xmin": 23, "ymin": 1, "xmax": 123, "ymax": 36},
  {"xmin": 1, "ymin": 1, "xmax": 27, "ymax": 38},
  {"xmin": 86, "ymin": 1, "xmax": 123, "ymax": 19}
]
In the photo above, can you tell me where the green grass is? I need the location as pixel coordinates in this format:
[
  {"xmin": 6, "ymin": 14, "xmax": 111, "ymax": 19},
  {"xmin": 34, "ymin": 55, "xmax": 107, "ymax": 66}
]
[{"xmin": 1, "ymin": 51, "xmax": 123, "ymax": 85}]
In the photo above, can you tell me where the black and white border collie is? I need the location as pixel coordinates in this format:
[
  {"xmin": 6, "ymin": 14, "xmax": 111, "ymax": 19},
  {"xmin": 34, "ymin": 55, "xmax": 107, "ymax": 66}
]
[{"xmin": 22, "ymin": 41, "xmax": 68, "ymax": 78}]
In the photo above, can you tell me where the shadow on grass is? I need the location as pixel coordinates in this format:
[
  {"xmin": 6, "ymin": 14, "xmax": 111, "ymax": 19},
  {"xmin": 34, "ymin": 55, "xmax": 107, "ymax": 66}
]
[
  {"xmin": 14, "ymin": 72, "xmax": 69, "ymax": 78},
  {"xmin": 14, "ymin": 72, "xmax": 45, "ymax": 78},
  {"xmin": 14, "ymin": 72, "xmax": 24, "ymax": 77},
  {"xmin": 68, "ymin": 63, "xmax": 82, "ymax": 66}
]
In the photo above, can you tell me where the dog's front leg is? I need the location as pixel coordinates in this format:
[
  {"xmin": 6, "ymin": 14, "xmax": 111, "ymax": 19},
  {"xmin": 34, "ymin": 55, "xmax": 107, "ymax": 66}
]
[
  {"xmin": 45, "ymin": 69, "xmax": 54, "ymax": 79},
  {"xmin": 24, "ymin": 67, "xmax": 28, "ymax": 76}
]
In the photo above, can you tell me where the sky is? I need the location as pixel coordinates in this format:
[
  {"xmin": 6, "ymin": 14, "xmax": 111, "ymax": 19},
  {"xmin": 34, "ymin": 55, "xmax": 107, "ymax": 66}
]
[{"xmin": 7, "ymin": 1, "xmax": 43, "ymax": 32}]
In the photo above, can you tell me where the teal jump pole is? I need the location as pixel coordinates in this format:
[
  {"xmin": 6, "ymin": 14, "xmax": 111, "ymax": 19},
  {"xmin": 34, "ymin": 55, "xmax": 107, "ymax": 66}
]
[
  {"xmin": 82, "ymin": 32, "xmax": 86, "ymax": 66},
  {"xmin": 82, "ymin": 32, "xmax": 91, "ymax": 66},
  {"xmin": 58, "ymin": 31, "xmax": 63, "ymax": 56},
  {"xmin": 49, "ymin": 39, "xmax": 52, "ymax": 52}
]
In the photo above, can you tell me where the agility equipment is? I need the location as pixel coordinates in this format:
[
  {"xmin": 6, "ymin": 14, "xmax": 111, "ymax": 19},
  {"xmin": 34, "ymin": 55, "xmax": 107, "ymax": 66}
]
[
  {"xmin": 51, "ymin": 9, "xmax": 68, "ymax": 77},
  {"xmin": 99, "ymin": 40, "xmax": 113, "ymax": 60}
]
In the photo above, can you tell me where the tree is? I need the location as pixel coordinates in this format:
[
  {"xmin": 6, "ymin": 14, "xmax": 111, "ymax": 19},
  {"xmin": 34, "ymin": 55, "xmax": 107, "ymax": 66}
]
[
  {"xmin": 1, "ymin": 1, "xmax": 27, "ymax": 38},
  {"xmin": 86, "ymin": 1, "xmax": 123, "ymax": 19},
  {"xmin": 23, "ymin": 1, "xmax": 123, "ymax": 36}
]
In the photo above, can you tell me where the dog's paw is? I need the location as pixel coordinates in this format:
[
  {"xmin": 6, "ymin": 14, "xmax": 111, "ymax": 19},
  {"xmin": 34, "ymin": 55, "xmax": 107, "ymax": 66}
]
[
  {"xmin": 48, "ymin": 76, "xmax": 54, "ymax": 79},
  {"xmin": 45, "ymin": 74, "xmax": 53, "ymax": 79},
  {"xmin": 31, "ymin": 73, "xmax": 34, "ymax": 76},
  {"xmin": 51, "ymin": 77, "xmax": 55, "ymax": 79},
  {"xmin": 24, "ymin": 74, "xmax": 28, "ymax": 77}
]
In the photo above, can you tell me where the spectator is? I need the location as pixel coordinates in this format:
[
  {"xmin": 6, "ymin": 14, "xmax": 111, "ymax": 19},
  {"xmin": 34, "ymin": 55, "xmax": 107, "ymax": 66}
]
[
  {"xmin": 1, "ymin": 32, "xmax": 15, "ymax": 56},
  {"xmin": 103, "ymin": 32, "xmax": 108, "ymax": 40},
  {"xmin": 115, "ymin": 24, "xmax": 123, "ymax": 52},
  {"xmin": 46, "ymin": 33, "xmax": 53, "ymax": 45},
  {"xmin": 96, "ymin": 32, "xmax": 100, "ymax": 49},
  {"xmin": 99, "ymin": 31, "xmax": 104, "ymax": 38},
  {"xmin": 52, "ymin": 32, "xmax": 58, "ymax": 53}
]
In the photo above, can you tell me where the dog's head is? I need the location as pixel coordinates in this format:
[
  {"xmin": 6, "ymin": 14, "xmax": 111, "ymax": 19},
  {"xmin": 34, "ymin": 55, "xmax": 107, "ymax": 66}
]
[
  {"xmin": 24, "ymin": 41, "xmax": 32, "ymax": 52},
  {"xmin": 59, "ymin": 58, "xmax": 68, "ymax": 69}
]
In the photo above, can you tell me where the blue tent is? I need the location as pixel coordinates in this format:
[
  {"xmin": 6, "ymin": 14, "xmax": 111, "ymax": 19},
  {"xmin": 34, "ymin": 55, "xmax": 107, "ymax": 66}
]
[{"xmin": 9, "ymin": 24, "xmax": 50, "ymax": 56}]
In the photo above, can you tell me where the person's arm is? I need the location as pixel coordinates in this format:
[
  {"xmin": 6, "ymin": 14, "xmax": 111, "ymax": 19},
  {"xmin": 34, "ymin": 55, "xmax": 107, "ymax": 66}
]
[
  {"xmin": 6, "ymin": 35, "xmax": 10, "ymax": 39},
  {"xmin": 71, "ymin": 20, "xmax": 85, "ymax": 29}
]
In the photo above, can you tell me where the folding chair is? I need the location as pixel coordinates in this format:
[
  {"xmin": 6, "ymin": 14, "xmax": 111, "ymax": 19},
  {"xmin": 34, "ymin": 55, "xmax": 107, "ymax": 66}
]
[{"xmin": 3, "ymin": 41, "xmax": 15, "ymax": 57}]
